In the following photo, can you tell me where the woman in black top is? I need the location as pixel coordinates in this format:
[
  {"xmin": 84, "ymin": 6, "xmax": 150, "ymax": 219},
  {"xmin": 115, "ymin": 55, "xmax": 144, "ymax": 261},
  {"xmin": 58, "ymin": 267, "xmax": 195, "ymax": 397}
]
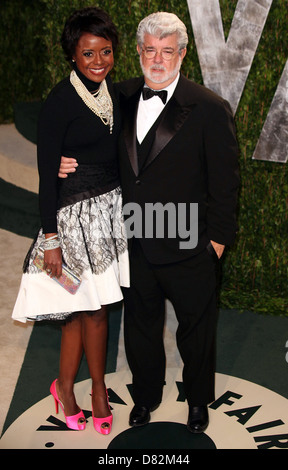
[{"xmin": 12, "ymin": 7, "xmax": 129, "ymax": 435}]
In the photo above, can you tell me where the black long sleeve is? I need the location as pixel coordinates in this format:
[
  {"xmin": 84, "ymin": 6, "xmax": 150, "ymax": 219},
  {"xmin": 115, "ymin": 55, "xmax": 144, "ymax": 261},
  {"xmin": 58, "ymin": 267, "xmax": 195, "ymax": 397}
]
[{"xmin": 37, "ymin": 74, "xmax": 120, "ymax": 233}]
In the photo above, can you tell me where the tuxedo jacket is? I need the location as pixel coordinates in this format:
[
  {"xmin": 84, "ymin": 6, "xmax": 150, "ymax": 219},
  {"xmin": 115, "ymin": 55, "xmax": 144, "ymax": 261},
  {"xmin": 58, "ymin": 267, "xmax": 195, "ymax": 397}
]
[{"xmin": 115, "ymin": 74, "xmax": 239, "ymax": 265}]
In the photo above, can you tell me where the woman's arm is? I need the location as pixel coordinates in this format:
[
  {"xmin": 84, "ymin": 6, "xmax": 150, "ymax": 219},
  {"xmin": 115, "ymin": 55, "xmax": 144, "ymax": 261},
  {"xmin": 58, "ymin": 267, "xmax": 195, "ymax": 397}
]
[{"xmin": 43, "ymin": 233, "xmax": 62, "ymax": 278}]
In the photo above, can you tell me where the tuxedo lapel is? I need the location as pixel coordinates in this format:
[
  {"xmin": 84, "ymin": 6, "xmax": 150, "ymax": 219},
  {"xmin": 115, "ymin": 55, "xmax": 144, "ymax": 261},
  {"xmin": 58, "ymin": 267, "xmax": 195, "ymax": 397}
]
[
  {"xmin": 121, "ymin": 74, "xmax": 197, "ymax": 175},
  {"xmin": 143, "ymin": 97, "xmax": 195, "ymax": 170},
  {"xmin": 122, "ymin": 90, "xmax": 141, "ymax": 176}
]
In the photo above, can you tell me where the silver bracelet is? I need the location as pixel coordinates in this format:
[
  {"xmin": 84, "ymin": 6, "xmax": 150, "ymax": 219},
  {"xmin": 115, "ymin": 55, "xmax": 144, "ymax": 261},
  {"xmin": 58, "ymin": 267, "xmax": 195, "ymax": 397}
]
[
  {"xmin": 45, "ymin": 234, "xmax": 58, "ymax": 241},
  {"xmin": 42, "ymin": 237, "xmax": 60, "ymax": 251}
]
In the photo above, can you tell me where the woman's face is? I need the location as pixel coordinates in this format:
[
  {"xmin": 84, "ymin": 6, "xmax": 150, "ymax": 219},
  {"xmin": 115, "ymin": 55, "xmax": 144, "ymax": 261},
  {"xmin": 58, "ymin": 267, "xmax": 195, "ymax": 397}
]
[{"xmin": 73, "ymin": 32, "xmax": 114, "ymax": 83}]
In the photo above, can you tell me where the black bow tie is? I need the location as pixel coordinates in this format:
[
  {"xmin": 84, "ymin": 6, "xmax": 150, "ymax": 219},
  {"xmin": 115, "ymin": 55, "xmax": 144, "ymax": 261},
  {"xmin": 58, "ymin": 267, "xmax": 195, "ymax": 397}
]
[{"xmin": 142, "ymin": 87, "xmax": 168, "ymax": 104}]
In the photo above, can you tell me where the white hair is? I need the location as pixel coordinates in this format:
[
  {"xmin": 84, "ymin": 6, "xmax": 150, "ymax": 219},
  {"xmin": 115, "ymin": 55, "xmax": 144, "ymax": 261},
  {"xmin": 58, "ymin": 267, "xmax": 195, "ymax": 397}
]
[{"xmin": 136, "ymin": 12, "xmax": 188, "ymax": 51}]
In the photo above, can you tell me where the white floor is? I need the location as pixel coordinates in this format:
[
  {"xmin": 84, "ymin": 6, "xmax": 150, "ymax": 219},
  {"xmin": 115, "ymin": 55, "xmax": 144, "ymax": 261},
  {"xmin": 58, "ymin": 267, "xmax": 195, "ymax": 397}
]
[{"xmin": 0, "ymin": 229, "xmax": 34, "ymax": 435}]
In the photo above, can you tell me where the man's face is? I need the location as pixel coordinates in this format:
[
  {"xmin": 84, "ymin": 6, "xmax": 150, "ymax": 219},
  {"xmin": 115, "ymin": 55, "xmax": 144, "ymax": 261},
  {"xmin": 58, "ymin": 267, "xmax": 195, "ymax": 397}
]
[{"xmin": 137, "ymin": 33, "xmax": 186, "ymax": 90}]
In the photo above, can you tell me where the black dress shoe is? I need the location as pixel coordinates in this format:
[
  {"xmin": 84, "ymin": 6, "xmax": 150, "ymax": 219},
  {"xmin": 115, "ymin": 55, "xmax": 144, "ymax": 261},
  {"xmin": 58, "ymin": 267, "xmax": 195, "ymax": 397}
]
[
  {"xmin": 187, "ymin": 405, "xmax": 209, "ymax": 433},
  {"xmin": 129, "ymin": 404, "xmax": 160, "ymax": 427}
]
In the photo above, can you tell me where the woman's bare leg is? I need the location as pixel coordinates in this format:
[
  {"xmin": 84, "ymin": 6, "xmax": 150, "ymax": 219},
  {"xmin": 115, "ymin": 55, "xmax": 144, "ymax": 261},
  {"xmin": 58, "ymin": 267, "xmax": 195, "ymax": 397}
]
[
  {"xmin": 56, "ymin": 315, "xmax": 83, "ymax": 416},
  {"xmin": 82, "ymin": 308, "xmax": 111, "ymax": 418}
]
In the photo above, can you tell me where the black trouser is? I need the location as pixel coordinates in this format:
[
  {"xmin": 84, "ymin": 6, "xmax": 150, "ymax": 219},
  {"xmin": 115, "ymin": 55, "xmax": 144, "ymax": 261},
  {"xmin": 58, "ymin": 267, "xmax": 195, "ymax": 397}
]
[{"xmin": 123, "ymin": 239, "xmax": 219, "ymax": 408}]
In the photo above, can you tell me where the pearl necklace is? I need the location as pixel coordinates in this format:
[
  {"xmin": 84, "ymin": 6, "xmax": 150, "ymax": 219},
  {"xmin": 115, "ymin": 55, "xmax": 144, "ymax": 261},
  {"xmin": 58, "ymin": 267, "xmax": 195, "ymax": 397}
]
[{"xmin": 70, "ymin": 70, "xmax": 113, "ymax": 133}]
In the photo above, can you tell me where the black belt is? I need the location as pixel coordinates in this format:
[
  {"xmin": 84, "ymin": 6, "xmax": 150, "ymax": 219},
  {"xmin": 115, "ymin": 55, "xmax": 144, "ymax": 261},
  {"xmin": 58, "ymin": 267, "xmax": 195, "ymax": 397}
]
[{"xmin": 58, "ymin": 180, "xmax": 120, "ymax": 209}]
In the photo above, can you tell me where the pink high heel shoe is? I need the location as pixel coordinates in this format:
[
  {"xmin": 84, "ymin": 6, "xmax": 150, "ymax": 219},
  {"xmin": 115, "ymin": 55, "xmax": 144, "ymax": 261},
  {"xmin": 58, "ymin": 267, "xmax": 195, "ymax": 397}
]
[
  {"xmin": 50, "ymin": 379, "xmax": 86, "ymax": 431},
  {"xmin": 92, "ymin": 388, "xmax": 113, "ymax": 435}
]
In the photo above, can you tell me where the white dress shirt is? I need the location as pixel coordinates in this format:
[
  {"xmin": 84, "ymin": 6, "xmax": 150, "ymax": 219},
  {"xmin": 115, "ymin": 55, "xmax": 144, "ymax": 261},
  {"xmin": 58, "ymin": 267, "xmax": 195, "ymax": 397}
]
[{"xmin": 136, "ymin": 74, "xmax": 180, "ymax": 144}]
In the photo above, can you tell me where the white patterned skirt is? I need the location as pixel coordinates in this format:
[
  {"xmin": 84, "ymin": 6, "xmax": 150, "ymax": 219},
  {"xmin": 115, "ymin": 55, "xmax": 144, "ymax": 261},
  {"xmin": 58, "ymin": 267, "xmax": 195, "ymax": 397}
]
[{"xmin": 12, "ymin": 186, "xmax": 130, "ymax": 323}]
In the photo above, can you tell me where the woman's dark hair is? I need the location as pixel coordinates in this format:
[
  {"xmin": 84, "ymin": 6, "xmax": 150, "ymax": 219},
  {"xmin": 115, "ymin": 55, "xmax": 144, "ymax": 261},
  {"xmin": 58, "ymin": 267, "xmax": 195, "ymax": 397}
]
[{"xmin": 61, "ymin": 7, "xmax": 119, "ymax": 62}]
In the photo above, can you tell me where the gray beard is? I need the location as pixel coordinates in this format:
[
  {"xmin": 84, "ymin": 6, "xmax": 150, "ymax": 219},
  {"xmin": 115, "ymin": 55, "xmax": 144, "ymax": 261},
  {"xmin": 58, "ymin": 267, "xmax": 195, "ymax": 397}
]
[{"xmin": 140, "ymin": 56, "xmax": 182, "ymax": 86}]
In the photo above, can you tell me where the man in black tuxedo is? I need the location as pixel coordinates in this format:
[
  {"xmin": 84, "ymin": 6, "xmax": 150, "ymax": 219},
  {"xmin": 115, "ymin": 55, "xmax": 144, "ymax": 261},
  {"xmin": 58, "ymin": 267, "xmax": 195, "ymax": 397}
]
[
  {"xmin": 117, "ymin": 12, "xmax": 239, "ymax": 433},
  {"xmin": 59, "ymin": 12, "xmax": 239, "ymax": 433}
]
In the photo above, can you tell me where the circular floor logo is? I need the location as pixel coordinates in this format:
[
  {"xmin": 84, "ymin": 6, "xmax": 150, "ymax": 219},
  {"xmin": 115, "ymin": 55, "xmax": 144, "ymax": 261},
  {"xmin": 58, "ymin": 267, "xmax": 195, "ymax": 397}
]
[{"xmin": 1, "ymin": 369, "xmax": 288, "ymax": 449}]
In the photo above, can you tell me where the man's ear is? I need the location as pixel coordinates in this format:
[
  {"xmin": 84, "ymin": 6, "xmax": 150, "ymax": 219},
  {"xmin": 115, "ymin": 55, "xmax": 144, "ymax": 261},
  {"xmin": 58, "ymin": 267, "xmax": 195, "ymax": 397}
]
[{"xmin": 180, "ymin": 48, "xmax": 187, "ymax": 61}]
